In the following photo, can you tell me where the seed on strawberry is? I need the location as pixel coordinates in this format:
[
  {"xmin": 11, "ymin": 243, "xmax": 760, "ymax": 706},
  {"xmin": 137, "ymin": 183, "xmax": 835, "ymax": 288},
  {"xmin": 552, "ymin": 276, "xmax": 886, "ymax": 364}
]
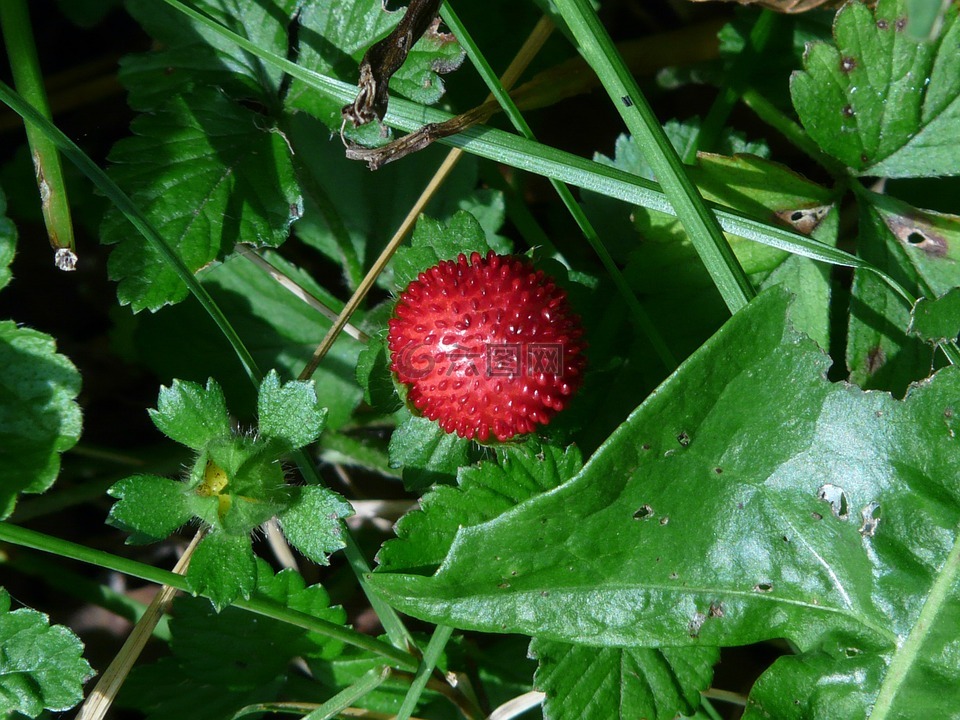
[{"xmin": 387, "ymin": 250, "xmax": 586, "ymax": 442}]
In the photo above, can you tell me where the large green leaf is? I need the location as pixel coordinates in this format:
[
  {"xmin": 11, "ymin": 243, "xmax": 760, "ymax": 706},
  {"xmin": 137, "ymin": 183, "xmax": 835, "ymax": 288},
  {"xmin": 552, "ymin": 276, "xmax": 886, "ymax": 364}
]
[
  {"xmin": 0, "ymin": 589, "xmax": 94, "ymax": 717},
  {"xmin": 370, "ymin": 287, "xmax": 960, "ymax": 716},
  {"xmin": 792, "ymin": 0, "xmax": 960, "ymax": 178},
  {"xmin": 377, "ymin": 442, "xmax": 719, "ymax": 718}
]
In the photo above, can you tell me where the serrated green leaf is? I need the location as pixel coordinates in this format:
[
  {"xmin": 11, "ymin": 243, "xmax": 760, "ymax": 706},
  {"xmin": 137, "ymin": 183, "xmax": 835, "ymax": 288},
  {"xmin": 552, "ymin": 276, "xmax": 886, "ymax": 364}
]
[
  {"xmin": 369, "ymin": 286, "xmax": 960, "ymax": 714},
  {"xmin": 102, "ymin": 88, "xmax": 301, "ymax": 311},
  {"xmin": 278, "ymin": 485, "xmax": 352, "ymax": 565},
  {"xmin": 133, "ymin": 249, "xmax": 364, "ymax": 430},
  {"xmin": 285, "ymin": 0, "xmax": 463, "ymax": 133},
  {"xmin": 531, "ymin": 639, "xmax": 718, "ymax": 720},
  {"xmin": 106, "ymin": 474, "xmax": 194, "ymax": 543},
  {"xmin": 909, "ymin": 287, "xmax": 960, "ymax": 344},
  {"xmin": 0, "ymin": 321, "xmax": 82, "ymax": 519},
  {"xmin": 388, "ymin": 415, "xmax": 472, "ymax": 492},
  {"xmin": 391, "ymin": 211, "xmax": 498, "ymax": 291},
  {"xmin": 791, "ymin": 0, "xmax": 960, "ymax": 177},
  {"xmin": 257, "ymin": 369, "xmax": 328, "ymax": 453},
  {"xmin": 0, "ymin": 595, "xmax": 94, "ymax": 717},
  {"xmin": 121, "ymin": 0, "xmax": 300, "ymax": 110},
  {"xmin": 149, "ymin": 377, "xmax": 230, "ymax": 450},
  {"xmin": 377, "ymin": 443, "xmax": 582, "ymax": 574},
  {"xmin": 187, "ymin": 531, "xmax": 257, "ymax": 611}
]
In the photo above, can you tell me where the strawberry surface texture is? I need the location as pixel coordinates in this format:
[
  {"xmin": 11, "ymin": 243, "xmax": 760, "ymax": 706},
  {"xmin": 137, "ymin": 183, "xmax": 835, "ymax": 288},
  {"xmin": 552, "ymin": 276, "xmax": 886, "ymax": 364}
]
[{"xmin": 388, "ymin": 251, "xmax": 586, "ymax": 442}]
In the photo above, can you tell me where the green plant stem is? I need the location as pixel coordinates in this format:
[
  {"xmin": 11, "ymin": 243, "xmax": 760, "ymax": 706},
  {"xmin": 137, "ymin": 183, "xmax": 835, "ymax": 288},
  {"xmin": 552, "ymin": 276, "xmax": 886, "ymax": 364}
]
[
  {"xmin": 550, "ymin": 0, "xmax": 755, "ymax": 314},
  {"xmin": 0, "ymin": 0, "xmax": 76, "ymax": 269},
  {"xmin": 441, "ymin": 5, "xmax": 676, "ymax": 370},
  {"xmin": 0, "ymin": 80, "xmax": 262, "ymax": 385},
  {"xmin": 396, "ymin": 624, "xmax": 455, "ymax": 720},
  {"xmin": 740, "ymin": 88, "xmax": 847, "ymax": 177},
  {"xmin": 0, "ymin": 522, "xmax": 419, "ymax": 672}
]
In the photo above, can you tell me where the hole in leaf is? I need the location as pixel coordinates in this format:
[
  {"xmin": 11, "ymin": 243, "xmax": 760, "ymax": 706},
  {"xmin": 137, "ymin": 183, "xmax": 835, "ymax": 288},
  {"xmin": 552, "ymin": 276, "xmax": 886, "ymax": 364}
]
[
  {"xmin": 677, "ymin": 431, "xmax": 691, "ymax": 447},
  {"xmin": 633, "ymin": 504, "xmax": 654, "ymax": 520},
  {"xmin": 818, "ymin": 483, "xmax": 850, "ymax": 519},
  {"xmin": 753, "ymin": 583, "xmax": 773, "ymax": 593},
  {"xmin": 859, "ymin": 501, "xmax": 881, "ymax": 536}
]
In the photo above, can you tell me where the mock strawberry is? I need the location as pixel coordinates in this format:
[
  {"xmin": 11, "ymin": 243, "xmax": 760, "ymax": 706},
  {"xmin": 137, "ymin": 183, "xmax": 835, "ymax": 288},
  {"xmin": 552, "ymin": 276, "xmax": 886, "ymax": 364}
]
[{"xmin": 387, "ymin": 250, "xmax": 585, "ymax": 442}]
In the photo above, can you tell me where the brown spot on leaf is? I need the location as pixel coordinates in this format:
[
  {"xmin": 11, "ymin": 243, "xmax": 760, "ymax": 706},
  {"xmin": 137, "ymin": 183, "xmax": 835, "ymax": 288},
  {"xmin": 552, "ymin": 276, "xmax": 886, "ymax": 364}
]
[
  {"xmin": 840, "ymin": 56, "xmax": 857, "ymax": 73},
  {"xmin": 866, "ymin": 346, "xmax": 886, "ymax": 375},
  {"xmin": 895, "ymin": 17, "xmax": 907, "ymax": 31},
  {"xmin": 842, "ymin": 104, "xmax": 855, "ymax": 118},
  {"xmin": 776, "ymin": 204, "xmax": 832, "ymax": 235},
  {"xmin": 883, "ymin": 213, "xmax": 948, "ymax": 257},
  {"xmin": 877, "ymin": 18, "xmax": 889, "ymax": 30}
]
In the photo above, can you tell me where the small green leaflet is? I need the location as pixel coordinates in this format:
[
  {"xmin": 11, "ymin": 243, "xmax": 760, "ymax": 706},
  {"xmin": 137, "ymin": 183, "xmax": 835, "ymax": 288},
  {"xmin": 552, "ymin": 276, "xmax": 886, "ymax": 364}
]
[
  {"xmin": 0, "ymin": 589, "xmax": 94, "ymax": 718},
  {"xmin": 910, "ymin": 287, "xmax": 960, "ymax": 344},
  {"xmin": 531, "ymin": 640, "xmax": 718, "ymax": 720},
  {"xmin": 792, "ymin": 0, "xmax": 960, "ymax": 177}
]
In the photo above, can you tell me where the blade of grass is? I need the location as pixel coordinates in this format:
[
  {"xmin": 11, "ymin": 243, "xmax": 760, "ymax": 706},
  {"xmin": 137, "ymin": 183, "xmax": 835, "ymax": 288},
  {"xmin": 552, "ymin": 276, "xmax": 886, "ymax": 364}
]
[
  {"xmin": 440, "ymin": 5, "xmax": 676, "ymax": 370},
  {"xmin": 396, "ymin": 624, "xmax": 455, "ymax": 720},
  {"xmin": 302, "ymin": 668, "xmax": 391, "ymax": 720},
  {"xmin": 0, "ymin": 80, "xmax": 262, "ymax": 385},
  {"xmin": 0, "ymin": 0, "xmax": 77, "ymax": 270},
  {"xmin": 0, "ymin": 521, "xmax": 420, "ymax": 672},
  {"xmin": 550, "ymin": 0, "xmax": 754, "ymax": 314}
]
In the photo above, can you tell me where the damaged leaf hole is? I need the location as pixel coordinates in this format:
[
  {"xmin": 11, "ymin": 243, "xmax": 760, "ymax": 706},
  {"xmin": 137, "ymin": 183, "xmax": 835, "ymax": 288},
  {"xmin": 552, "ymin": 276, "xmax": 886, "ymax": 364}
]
[
  {"xmin": 677, "ymin": 431, "xmax": 691, "ymax": 447},
  {"xmin": 633, "ymin": 504, "xmax": 655, "ymax": 520},
  {"xmin": 753, "ymin": 582, "xmax": 773, "ymax": 593},
  {"xmin": 859, "ymin": 501, "xmax": 881, "ymax": 537},
  {"xmin": 885, "ymin": 213, "xmax": 948, "ymax": 257},
  {"xmin": 818, "ymin": 483, "xmax": 849, "ymax": 519}
]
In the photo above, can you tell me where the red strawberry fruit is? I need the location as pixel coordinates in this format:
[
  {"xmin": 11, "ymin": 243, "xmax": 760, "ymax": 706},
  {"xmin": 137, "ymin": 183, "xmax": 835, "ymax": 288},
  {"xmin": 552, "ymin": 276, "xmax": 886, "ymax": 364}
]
[{"xmin": 388, "ymin": 251, "xmax": 586, "ymax": 442}]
